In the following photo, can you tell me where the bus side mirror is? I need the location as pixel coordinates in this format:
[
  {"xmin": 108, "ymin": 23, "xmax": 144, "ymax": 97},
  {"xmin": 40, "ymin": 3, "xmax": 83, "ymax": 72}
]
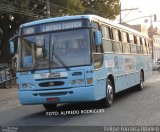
[
  {"xmin": 95, "ymin": 31, "xmax": 102, "ymax": 46},
  {"xmin": 10, "ymin": 41, "xmax": 15, "ymax": 54}
]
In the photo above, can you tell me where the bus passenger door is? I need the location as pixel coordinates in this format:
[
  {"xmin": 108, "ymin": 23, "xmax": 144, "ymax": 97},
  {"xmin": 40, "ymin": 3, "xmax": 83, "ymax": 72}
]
[{"xmin": 92, "ymin": 21, "xmax": 106, "ymax": 99}]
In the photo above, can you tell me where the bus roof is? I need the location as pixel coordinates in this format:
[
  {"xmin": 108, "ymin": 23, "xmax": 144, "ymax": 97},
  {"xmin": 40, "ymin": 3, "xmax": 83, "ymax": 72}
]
[
  {"xmin": 20, "ymin": 15, "xmax": 148, "ymax": 38},
  {"xmin": 20, "ymin": 15, "xmax": 94, "ymax": 28}
]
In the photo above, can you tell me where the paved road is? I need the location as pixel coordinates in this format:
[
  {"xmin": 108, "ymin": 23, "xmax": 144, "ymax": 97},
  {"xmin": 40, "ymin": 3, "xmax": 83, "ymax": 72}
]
[{"xmin": 0, "ymin": 71, "xmax": 160, "ymax": 131}]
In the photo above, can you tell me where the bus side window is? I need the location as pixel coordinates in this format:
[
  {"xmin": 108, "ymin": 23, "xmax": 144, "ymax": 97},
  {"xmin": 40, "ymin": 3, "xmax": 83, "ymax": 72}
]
[
  {"xmin": 101, "ymin": 25, "xmax": 113, "ymax": 52},
  {"xmin": 142, "ymin": 38, "xmax": 147, "ymax": 54},
  {"xmin": 129, "ymin": 34, "xmax": 134, "ymax": 43},
  {"xmin": 137, "ymin": 37, "xmax": 143, "ymax": 54},
  {"xmin": 139, "ymin": 37, "xmax": 143, "ymax": 54},
  {"xmin": 92, "ymin": 21, "xmax": 103, "ymax": 69},
  {"xmin": 92, "ymin": 22, "xmax": 100, "ymax": 30},
  {"xmin": 137, "ymin": 36, "xmax": 140, "ymax": 44},
  {"xmin": 121, "ymin": 32, "xmax": 131, "ymax": 53},
  {"xmin": 112, "ymin": 28, "xmax": 122, "ymax": 53},
  {"xmin": 92, "ymin": 22, "xmax": 102, "ymax": 53},
  {"xmin": 134, "ymin": 35, "xmax": 137, "ymax": 44},
  {"xmin": 130, "ymin": 34, "xmax": 137, "ymax": 53}
]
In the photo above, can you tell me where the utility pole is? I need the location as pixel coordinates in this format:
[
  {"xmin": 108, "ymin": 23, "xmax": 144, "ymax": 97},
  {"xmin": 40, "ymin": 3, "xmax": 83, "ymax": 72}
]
[
  {"xmin": 148, "ymin": 14, "xmax": 157, "ymax": 61},
  {"xmin": 119, "ymin": 8, "xmax": 138, "ymax": 23},
  {"xmin": 46, "ymin": 0, "xmax": 50, "ymax": 18},
  {"xmin": 119, "ymin": 2, "xmax": 138, "ymax": 23}
]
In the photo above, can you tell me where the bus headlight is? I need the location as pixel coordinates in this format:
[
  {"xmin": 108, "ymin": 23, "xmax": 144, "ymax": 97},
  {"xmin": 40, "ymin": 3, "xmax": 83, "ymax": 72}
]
[
  {"xmin": 77, "ymin": 79, "xmax": 84, "ymax": 84},
  {"xmin": 70, "ymin": 80, "xmax": 76, "ymax": 85},
  {"xmin": 28, "ymin": 83, "xmax": 34, "ymax": 88},
  {"xmin": 87, "ymin": 78, "xmax": 93, "ymax": 84},
  {"xmin": 22, "ymin": 83, "xmax": 34, "ymax": 88},
  {"xmin": 22, "ymin": 83, "xmax": 28, "ymax": 88}
]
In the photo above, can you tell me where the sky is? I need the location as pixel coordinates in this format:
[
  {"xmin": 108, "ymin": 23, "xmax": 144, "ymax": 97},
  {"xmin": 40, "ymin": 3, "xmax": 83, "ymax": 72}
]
[{"xmin": 116, "ymin": 0, "xmax": 160, "ymax": 28}]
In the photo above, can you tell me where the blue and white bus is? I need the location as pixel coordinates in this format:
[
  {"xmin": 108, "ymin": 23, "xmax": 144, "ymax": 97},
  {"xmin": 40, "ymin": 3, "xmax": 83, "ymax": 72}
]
[{"xmin": 10, "ymin": 15, "xmax": 152, "ymax": 110}]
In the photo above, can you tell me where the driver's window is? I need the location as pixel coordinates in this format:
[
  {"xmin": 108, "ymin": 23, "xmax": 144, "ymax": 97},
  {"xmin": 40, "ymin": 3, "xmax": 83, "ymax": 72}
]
[
  {"xmin": 35, "ymin": 36, "xmax": 44, "ymax": 59},
  {"xmin": 21, "ymin": 38, "xmax": 34, "ymax": 68}
]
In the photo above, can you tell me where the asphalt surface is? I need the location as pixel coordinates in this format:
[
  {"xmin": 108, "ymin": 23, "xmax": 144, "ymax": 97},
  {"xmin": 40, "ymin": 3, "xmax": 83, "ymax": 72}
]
[{"xmin": 0, "ymin": 71, "xmax": 160, "ymax": 132}]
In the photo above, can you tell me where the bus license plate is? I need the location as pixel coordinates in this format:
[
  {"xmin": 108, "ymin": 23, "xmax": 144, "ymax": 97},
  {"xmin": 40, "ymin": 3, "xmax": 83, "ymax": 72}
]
[{"xmin": 47, "ymin": 98, "xmax": 59, "ymax": 102}]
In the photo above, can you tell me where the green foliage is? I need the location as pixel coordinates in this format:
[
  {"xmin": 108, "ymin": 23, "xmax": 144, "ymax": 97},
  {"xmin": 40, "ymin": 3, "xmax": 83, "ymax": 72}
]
[
  {"xmin": 50, "ymin": 0, "xmax": 84, "ymax": 16},
  {"xmin": 82, "ymin": 0, "xmax": 120, "ymax": 19}
]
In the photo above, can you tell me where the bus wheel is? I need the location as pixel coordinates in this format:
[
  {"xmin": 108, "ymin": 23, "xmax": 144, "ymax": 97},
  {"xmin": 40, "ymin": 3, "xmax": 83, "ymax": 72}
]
[
  {"xmin": 101, "ymin": 79, "xmax": 114, "ymax": 107},
  {"xmin": 137, "ymin": 72, "xmax": 144, "ymax": 91},
  {"xmin": 43, "ymin": 104, "xmax": 57, "ymax": 111}
]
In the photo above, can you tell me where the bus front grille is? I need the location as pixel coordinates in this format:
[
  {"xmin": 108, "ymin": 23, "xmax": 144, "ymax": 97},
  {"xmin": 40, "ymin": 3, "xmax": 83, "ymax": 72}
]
[
  {"xmin": 39, "ymin": 81, "xmax": 64, "ymax": 87},
  {"xmin": 38, "ymin": 92, "xmax": 70, "ymax": 96}
]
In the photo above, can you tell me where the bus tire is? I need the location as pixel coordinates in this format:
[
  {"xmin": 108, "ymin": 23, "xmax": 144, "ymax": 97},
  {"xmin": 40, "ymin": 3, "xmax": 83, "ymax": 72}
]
[
  {"xmin": 137, "ymin": 72, "xmax": 144, "ymax": 91},
  {"xmin": 43, "ymin": 104, "xmax": 57, "ymax": 111},
  {"xmin": 101, "ymin": 79, "xmax": 114, "ymax": 107}
]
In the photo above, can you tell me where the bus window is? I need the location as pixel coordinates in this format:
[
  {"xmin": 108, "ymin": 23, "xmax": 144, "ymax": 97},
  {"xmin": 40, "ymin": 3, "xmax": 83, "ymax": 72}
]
[
  {"xmin": 134, "ymin": 35, "xmax": 137, "ymax": 44},
  {"xmin": 130, "ymin": 44, "xmax": 137, "ymax": 53},
  {"xmin": 137, "ymin": 37, "xmax": 143, "ymax": 54},
  {"xmin": 129, "ymin": 34, "xmax": 134, "ymax": 43},
  {"xmin": 130, "ymin": 34, "xmax": 137, "ymax": 53},
  {"xmin": 19, "ymin": 34, "xmax": 50, "ymax": 71},
  {"xmin": 92, "ymin": 22, "xmax": 100, "ymax": 30},
  {"xmin": 112, "ymin": 28, "xmax": 122, "ymax": 53},
  {"xmin": 143, "ymin": 38, "xmax": 148, "ymax": 54},
  {"xmin": 92, "ymin": 22, "xmax": 103, "ymax": 69},
  {"xmin": 137, "ymin": 36, "xmax": 140, "ymax": 44},
  {"xmin": 121, "ymin": 32, "xmax": 131, "ymax": 53},
  {"xmin": 140, "ymin": 37, "xmax": 143, "ymax": 45},
  {"xmin": 101, "ymin": 25, "xmax": 113, "ymax": 52}
]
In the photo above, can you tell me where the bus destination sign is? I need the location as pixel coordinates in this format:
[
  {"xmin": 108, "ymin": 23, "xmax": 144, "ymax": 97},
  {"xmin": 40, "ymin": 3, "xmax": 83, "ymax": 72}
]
[
  {"xmin": 22, "ymin": 20, "xmax": 83, "ymax": 35},
  {"xmin": 42, "ymin": 21, "xmax": 82, "ymax": 32}
]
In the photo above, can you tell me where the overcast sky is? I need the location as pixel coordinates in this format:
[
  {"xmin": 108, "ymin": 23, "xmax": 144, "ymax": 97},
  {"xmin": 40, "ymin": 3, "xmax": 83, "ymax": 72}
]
[{"xmin": 116, "ymin": 0, "xmax": 160, "ymax": 28}]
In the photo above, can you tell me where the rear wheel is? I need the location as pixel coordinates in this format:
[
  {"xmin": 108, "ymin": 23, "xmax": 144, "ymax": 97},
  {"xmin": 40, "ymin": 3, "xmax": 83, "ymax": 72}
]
[
  {"xmin": 43, "ymin": 104, "xmax": 57, "ymax": 111},
  {"xmin": 101, "ymin": 79, "xmax": 114, "ymax": 107},
  {"xmin": 137, "ymin": 72, "xmax": 144, "ymax": 91}
]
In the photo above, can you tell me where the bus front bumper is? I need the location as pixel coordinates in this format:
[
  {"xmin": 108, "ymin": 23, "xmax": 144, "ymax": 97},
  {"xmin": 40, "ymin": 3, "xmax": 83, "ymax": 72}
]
[{"xmin": 18, "ymin": 86, "xmax": 99, "ymax": 105}]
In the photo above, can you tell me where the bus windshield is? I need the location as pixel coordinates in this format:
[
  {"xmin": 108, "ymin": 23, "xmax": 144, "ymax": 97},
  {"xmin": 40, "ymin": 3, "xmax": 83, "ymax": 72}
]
[{"xmin": 18, "ymin": 29, "xmax": 91, "ymax": 71}]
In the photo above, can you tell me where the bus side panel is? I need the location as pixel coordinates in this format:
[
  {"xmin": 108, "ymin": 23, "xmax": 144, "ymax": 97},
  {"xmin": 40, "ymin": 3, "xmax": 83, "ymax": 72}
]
[
  {"xmin": 143, "ymin": 55, "xmax": 152, "ymax": 81},
  {"xmin": 136, "ymin": 54, "xmax": 152, "ymax": 82},
  {"xmin": 103, "ymin": 54, "xmax": 129, "ymax": 93},
  {"xmin": 113, "ymin": 54, "xmax": 126, "ymax": 93},
  {"xmin": 93, "ymin": 54, "xmax": 110, "ymax": 100},
  {"xmin": 93, "ymin": 53, "xmax": 116, "ymax": 100}
]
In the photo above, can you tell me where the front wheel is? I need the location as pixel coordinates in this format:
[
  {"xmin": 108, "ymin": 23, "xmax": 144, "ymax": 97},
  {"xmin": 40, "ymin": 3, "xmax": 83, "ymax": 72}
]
[
  {"xmin": 101, "ymin": 79, "xmax": 114, "ymax": 107},
  {"xmin": 43, "ymin": 104, "xmax": 57, "ymax": 111}
]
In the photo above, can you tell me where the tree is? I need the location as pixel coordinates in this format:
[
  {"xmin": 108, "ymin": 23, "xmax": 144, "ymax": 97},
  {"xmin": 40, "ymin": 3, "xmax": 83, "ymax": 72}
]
[
  {"xmin": 0, "ymin": 0, "xmax": 35, "ymax": 62},
  {"xmin": 50, "ymin": 0, "xmax": 84, "ymax": 16},
  {"xmin": 82, "ymin": 0, "xmax": 120, "ymax": 19}
]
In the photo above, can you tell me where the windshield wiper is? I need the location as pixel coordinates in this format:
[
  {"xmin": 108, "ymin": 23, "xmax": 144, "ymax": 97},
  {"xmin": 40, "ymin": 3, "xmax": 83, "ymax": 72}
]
[{"xmin": 51, "ymin": 41, "xmax": 69, "ymax": 71}]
